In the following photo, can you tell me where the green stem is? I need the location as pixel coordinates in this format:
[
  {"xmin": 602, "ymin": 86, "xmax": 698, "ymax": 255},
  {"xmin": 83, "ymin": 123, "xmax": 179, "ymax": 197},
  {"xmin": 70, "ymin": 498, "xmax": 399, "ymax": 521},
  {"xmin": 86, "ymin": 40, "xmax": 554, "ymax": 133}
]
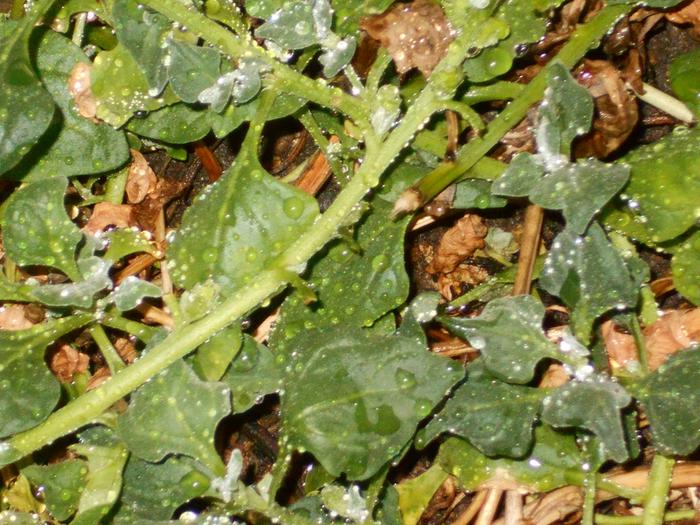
[
  {"xmin": 596, "ymin": 510, "xmax": 696, "ymax": 525},
  {"xmin": 100, "ymin": 313, "xmax": 162, "ymax": 342},
  {"xmin": 642, "ymin": 454, "xmax": 675, "ymax": 525},
  {"xmin": 400, "ymin": 3, "xmax": 633, "ymax": 210},
  {"xmin": 139, "ymin": 0, "xmax": 368, "ymax": 126},
  {"xmin": 365, "ymin": 48, "xmax": 391, "ymax": 95},
  {"xmin": 72, "ymin": 12, "xmax": 87, "ymax": 47},
  {"xmin": 630, "ymin": 315, "xmax": 649, "ymax": 374},
  {"xmin": 460, "ymin": 81, "xmax": 525, "ymax": 104},
  {"xmin": 583, "ymin": 469, "xmax": 597, "ymax": 525},
  {"xmin": 102, "ymin": 167, "xmax": 128, "ymax": 205},
  {"xmin": 89, "ymin": 324, "xmax": 125, "ymax": 374}
]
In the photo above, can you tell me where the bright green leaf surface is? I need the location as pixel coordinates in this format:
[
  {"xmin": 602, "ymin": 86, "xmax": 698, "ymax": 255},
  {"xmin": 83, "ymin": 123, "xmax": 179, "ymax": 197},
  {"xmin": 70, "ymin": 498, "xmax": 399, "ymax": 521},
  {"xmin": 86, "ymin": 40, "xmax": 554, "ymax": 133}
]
[
  {"xmin": 635, "ymin": 348, "xmax": 700, "ymax": 455},
  {"xmin": 168, "ymin": 136, "xmax": 319, "ymax": 295},
  {"xmin": 167, "ymin": 40, "xmax": 221, "ymax": 103},
  {"xmin": 221, "ymin": 335, "xmax": 281, "ymax": 412},
  {"xmin": 0, "ymin": 314, "xmax": 92, "ymax": 437},
  {"xmin": 117, "ymin": 359, "xmax": 230, "ymax": 471},
  {"xmin": 104, "ymin": 228, "xmax": 160, "ymax": 261},
  {"xmin": 453, "ymin": 179, "xmax": 507, "ymax": 209},
  {"xmin": 127, "ymin": 103, "xmax": 213, "ymax": 144},
  {"xmin": 2, "ymin": 177, "xmax": 83, "ymax": 279},
  {"xmin": 30, "ymin": 256, "xmax": 111, "ymax": 308},
  {"xmin": 419, "ymin": 363, "xmax": 544, "ymax": 457},
  {"xmin": 395, "ymin": 465, "xmax": 448, "ymax": 525},
  {"xmin": 672, "ymin": 231, "xmax": 700, "ymax": 305},
  {"xmin": 255, "ymin": 0, "xmax": 331, "ymax": 49},
  {"xmin": 110, "ymin": 276, "xmax": 163, "ymax": 311},
  {"xmin": 541, "ymin": 379, "xmax": 631, "ymax": 463},
  {"xmin": 439, "ymin": 295, "xmax": 559, "ymax": 384},
  {"xmin": 23, "ymin": 460, "xmax": 87, "ymax": 521},
  {"xmin": 193, "ymin": 325, "xmax": 242, "ymax": 382},
  {"xmin": 0, "ymin": 18, "xmax": 55, "ymax": 176},
  {"xmin": 0, "ymin": 512, "xmax": 43, "ymax": 524},
  {"xmin": 669, "ymin": 48, "xmax": 700, "ymax": 117},
  {"xmin": 282, "ymin": 325, "xmax": 462, "ymax": 479},
  {"xmin": 0, "ymin": 275, "xmax": 36, "ymax": 302}
]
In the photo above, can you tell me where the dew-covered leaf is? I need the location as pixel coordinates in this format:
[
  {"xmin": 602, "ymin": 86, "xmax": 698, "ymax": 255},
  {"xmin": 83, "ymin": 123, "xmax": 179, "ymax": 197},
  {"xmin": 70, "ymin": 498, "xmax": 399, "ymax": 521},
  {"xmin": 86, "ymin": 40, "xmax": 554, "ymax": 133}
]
[
  {"xmin": 419, "ymin": 363, "xmax": 544, "ymax": 457},
  {"xmin": 0, "ymin": 274, "xmax": 36, "ymax": 302},
  {"xmin": 7, "ymin": 30, "xmax": 129, "ymax": 181},
  {"xmin": 395, "ymin": 465, "xmax": 448, "ymax": 525},
  {"xmin": 104, "ymin": 228, "xmax": 160, "ymax": 262},
  {"xmin": 112, "ymin": 0, "xmax": 171, "ymax": 94},
  {"xmin": 453, "ymin": 179, "xmax": 507, "ymax": 209},
  {"xmin": 168, "ymin": 133, "xmax": 319, "ymax": 295},
  {"xmin": 540, "ymin": 224, "xmax": 641, "ymax": 341},
  {"xmin": 282, "ymin": 323, "xmax": 463, "ymax": 479},
  {"xmin": 127, "ymin": 103, "xmax": 213, "ymax": 144},
  {"xmin": 2, "ymin": 177, "xmax": 82, "ymax": 279},
  {"xmin": 669, "ymin": 48, "xmax": 700, "ymax": 118},
  {"xmin": 319, "ymin": 37, "xmax": 357, "ymax": 77},
  {"xmin": 110, "ymin": 276, "xmax": 162, "ymax": 311},
  {"xmin": 320, "ymin": 485, "xmax": 370, "ymax": 523},
  {"xmin": 331, "ymin": 0, "xmax": 394, "ymax": 34},
  {"xmin": 179, "ymin": 280, "xmax": 222, "ymax": 323},
  {"xmin": 672, "ymin": 231, "xmax": 700, "ymax": 305},
  {"xmin": 0, "ymin": 18, "xmax": 55, "ymax": 176},
  {"xmin": 437, "ymin": 424, "xmax": 583, "ymax": 492},
  {"xmin": 221, "ymin": 335, "xmax": 281, "ymax": 412},
  {"xmin": 541, "ymin": 379, "xmax": 631, "ymax": 462},
  {"xmin": 69, "ymin": 442, "xmax": 128, "ymax": 525},
  {"xmin": 117, "ymin": 359, "xmax": 230, "ymax": 471},
  {"xmin": 491, "ymin": 152, "xmax": 544, "ymax": 197},
  {"xmin": 634, "ymin": 347, "xmax": 700, "ymax": 455},
  {"xmin": 208, "ymin": 92, "xmax": 306, "ymax": 137},
  {"xmin": 255, "ymin": 0, "xmax": 331, "ymax": 50},
  {"xmin": 91, "ymin": 44, "xmax": 172, "ymax": 127},
  {"xmin": 193, "ymin": 325, "xmax": 242, "ymax": 382},
  {"xmin": 30, "ymin": 256, "xmax": 111, "ymax": 308},
  {"xmin": 167, "ymin": 40, "xmax": 221, "ymax": 104},
  {"xmin": 112, "ymin": 455, "xmax": 210, "ymax": 523},
  {"xmin": 0, "ymin": 313, "xmax": 93, "ymax": 437},
  {"xmin": 438, "ymin": 295, "xmax": 559, "ymax": 384},
  {"xmin": 23, "ymin": 460, "xmax": 87, "ymax": 521},
  {"xmin": 0, "ymin": 512, "xmax": 43, "ymax": 525}
]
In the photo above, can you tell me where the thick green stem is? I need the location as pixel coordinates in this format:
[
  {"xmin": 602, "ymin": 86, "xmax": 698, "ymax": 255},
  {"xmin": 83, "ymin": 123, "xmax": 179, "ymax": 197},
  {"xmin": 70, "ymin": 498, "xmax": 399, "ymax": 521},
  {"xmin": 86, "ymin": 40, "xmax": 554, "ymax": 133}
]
[
  {"xmin": 630, "ymin": 315, "xmax": 649, "ymax": 374},
  {"xmin": 89, "ymin": 325, "xmax": 125, "ymax": 374},
  {"xmin": 398, "ymin": 4, "xmax": 633, "ymax": 211},
  {"xmin": 596, "ymin": 510, "xmax": 696, "ymax": 525},
  {"xmin": 642, "ymin": 454, "xmax": 675, "ymax": 525}
]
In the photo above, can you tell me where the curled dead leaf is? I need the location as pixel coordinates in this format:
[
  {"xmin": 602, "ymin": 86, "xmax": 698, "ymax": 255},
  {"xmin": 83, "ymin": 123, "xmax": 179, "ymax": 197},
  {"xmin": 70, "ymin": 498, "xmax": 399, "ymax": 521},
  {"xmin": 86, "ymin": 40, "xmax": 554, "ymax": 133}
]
[
  {"xmin": 126, "ymin": 149, "xmax": 157, "ymax": 204},
  {"xmin": 50, "ymin": 343, "xmax": 89, "ymax": 383},
  {"xmin": 436, "ymin": 264, "xmax": 489, "ymax": 301},
  {"xmin": 83, "ymin": 202, "xmax": 138, "ymax": 235},
  {"xmin": 360, "ymin": 0, "xmax": 454, "ymax": 76},
  {"xmin": 426, "ymin": 215, "xmax": 488, "ymax": 275},
  {"xmin": 666, "ymin": 0, "xmax": 700, "ymax": 37},
  {"xmin": 574, "ymin": 59, "xmax": 638, "ymax": 158},
  {"xmin": 87, "ymin": 366, "xmax": 111, "ymax": 391},
  {"xmin": 68, "ymin": 62, "xmax": 98, "ymax": 122},
  {"xmin": 113, "ymin": 336, "xmax": 137, "ymax": 364}
]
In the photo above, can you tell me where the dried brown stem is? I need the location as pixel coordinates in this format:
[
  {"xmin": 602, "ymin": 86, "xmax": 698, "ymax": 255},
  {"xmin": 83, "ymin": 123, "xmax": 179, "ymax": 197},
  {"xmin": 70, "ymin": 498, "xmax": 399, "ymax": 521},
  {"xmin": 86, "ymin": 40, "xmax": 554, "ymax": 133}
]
[{"xmin": 512, "ymin": 204, "xmax": 544, "ymax": 296}]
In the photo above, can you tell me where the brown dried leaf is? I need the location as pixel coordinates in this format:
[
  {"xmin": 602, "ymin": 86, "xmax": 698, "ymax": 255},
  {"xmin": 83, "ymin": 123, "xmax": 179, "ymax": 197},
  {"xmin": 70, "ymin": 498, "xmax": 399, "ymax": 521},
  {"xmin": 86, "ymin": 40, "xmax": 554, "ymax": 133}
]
[
  {"xmin": 86, "ymin": 366, "xmax": 111, "ymax": 391},
  {"xmin": 126, "ymin": 149, "xmax": 157, "ymax": 204},
  {"xmin": 68, "ymin": 62, "xmax": 98, "ymax": 122},
  {"xmin": 539, "ymin": 363, "xmax": 570, "ymax": 388},
  {"xmin": 601, "ymin": 320, "xmax": 637, "ymax": 369},
  {"xmin": 0, "ymin": 304, "xmax": 37, "ymax": 331},
  {"xmin": 114, "ymin": 336, "xmax": 137, "ymax": 364},
  {"xmin": 360, "ymin": 0, "xmax": 454, "ymax": 76},
  {"xmin": 50, "ymin": 343, "xmax": 89, "ymax": 383},
  {"xmin": 574, "ymin": 59, "xmax": 638, "ymax": 158},
  {"xmin": 666, "ymin": 0, "xmax": 700, "ymax": 37},
  {"xmin": 83, "ymin": 202, "xmax": 138, "ymax": 234},
  {"xmin": 426, "ymin": 214, "xmax": 487, "ymax": 275},
  {"xmin": 436, "ymin": 264, "xmax": 489, "ymax": 301}
]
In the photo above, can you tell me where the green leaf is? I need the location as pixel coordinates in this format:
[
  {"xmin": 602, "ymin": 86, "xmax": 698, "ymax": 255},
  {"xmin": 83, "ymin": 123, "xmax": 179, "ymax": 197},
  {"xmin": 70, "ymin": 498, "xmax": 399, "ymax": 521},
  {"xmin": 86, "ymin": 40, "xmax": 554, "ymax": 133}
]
[
  {"xmin": 540, "ymin": 224, "xmax": 640, "ymax": 341},
  {"xmin": 331, "ymin": 0, "xmax": 393, "ymax": 34},
  {"xmin": 438, "ymin": 295, "xmax": 560, "ymax": 384},
  {"xmin": 7, "ymin": 30, "xmax": 129, "ymax": 181},
  {"xmin": 669, "ymin": 48, "xmax": 700, "ymax": 118},
  {"xmin": 117, "ymin": 359, "xmax": 230, "ymax": 471},
  {"xmin": 179, "ymin": 280, "xmax": 222, "ymax": 323},
  {"xmin": 112, "ymin": 455, "xmax": 210, "ymax": 523},
  {"xmin": 2, "ymin": 177, "xmax": 83, "ymax": 279},
  {"xmin": 127, "ymin": 103, "xmax": 213, "ymax": 144},
  {"xmin": 104, "ymin": 228, "xmax": 160, "ymax": 261},
  {"xmin": 221, "ymin": 334, "xmax": 281, "ymax": 412},
  {"xmin": 419, "ymin": 363, "xmax": 545, "ymax": 457},
  {"xmin": 0, "ymin": 512, "xmax": 43, "ymax": 524},
  {"xmin": 282, "ymin": 324, "xmax": 463, "ymax": 480},
  {"xmin": 672, "ymin": 231, "xmax": 700, "ymax": 305},
  {"xmin": 320, "ymin": 485, "xmax": 370, "ymax": 522},
  {"xmin": 167, "ymin": 40, "xmax": 221, "ymax": 104},
  {"xmin": 70, "ymin": 442, "xmax": 128, "ymax": 525},
  {"xmin": 541, "ymin": 379, "xmax": 631, "ymax": 463},
  {"xmin": 395, "ymin": 465, "xmax": 448, "ymax": 525},
  {"xmin": 193, "ymin": 325, "xmax": 242, "ymax": 382},
  {"xmin": 453, "ymin": 179, "xmax": 507, "ymax": 209},
  {"xmin": 635, "ymin": 348, "xmax": 700, "ymax": 455},
  {"xmin": 30, "ymin": 256, "xmax": 111, "ymax": 308},
  {"xmin": 255, "ymin": 0, "xmax": 331, "ymax": 49},
  {"xmin": 0, "ymin": 314, "xmax": 93, "ymax": 437},
  {"xmin": 91, "ymin": 44, "xmax": 172, "ymax": 127},
  {"xmin": 23, "ymin": 460, "xmax": 87, "ymax": 521},
  {"xmin": 167, "ymin": 133, "xmax": 319, "ymax": 295},
  {"xmin": 0, "ymin": 18, "xmax": 55, "ymax": 176},
  {"xmin": 110, "ymin": 276, "xmax": 163, "ymax": 311},
  {"xmin": 0, "ymin": 274, "xmax": 36, "ymax": 302},
  {"xmin": 437, "ymin": 425, "xmax": 583, "ymax": 492},
  {"xmin": 112, "ymin": 0, "xmax": 171, "ymax": 93}
]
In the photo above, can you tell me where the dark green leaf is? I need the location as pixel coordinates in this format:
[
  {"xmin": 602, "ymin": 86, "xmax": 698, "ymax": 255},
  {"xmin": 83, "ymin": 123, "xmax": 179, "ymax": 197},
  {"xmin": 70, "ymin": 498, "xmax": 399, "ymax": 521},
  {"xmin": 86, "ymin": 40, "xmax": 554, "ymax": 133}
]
[
  {"xmin": 7, "ymin": 30, "xmax": 129, "ymax": 180},
  {"xmin": 282, "ymin": 325, "xmax": 462, "ymax": 479},
  {"xmin": 112, "ymin": 0, "xmax": 171, "ymax": 93},
  {"xmin": 669, "ymin": 48, "xmax": 700, "ymax": 118},
  {"xmin": 438, "ymin": 295, "xmax": 559, "ymax": 384},
  {"xmin": 127, "ymin": 103, "xmax": 213, "ymax": 144},
  {"xmin": 419, "ymin": 363, "xmax": 545, "ymax": 457},
  {"xmin": 167, "ymin": 134, "xmax": 319, "ymax": 295},
  {"xmin": 70, "ymin": 442, "xmax": 128, "ymax": 525},
  {"xmin": 491, "ymin": 152, "xmax": 544, "ymax": 197},
  {"xmin": 117, "ymin": 359, "xmax": 230, "ymax": 471},
  {"xmin": 671, "ymin": 231, "xmax": 700, "ymax": 305},
  {"xmin": 193, "ymin": 325, "xmax": 242, "ymax": 382},
  {"xmin": 221, "ymin": 334, "xmax": 282, "ymax": 413},
  {"xmin": 2, "ymin": 177, "xmax": 82, "ymax": 279},
  {"xmin": 0, "ymin": 18, "xmax": 55, "ymax": 175},
  {"xmin": 0, "ymin": 314, "xmax": 92, "ymax": 437},
  {"xmin": 541, "ymin": 379, "xmax": 631, "ymax": 462},
  {"xmin": 453, "ymin": 179, "xmax": 507, "ymax": 209},
  {"xmin": 540, "ymin": 224, "xmax": 640, "ymax": 341},
  {"xmin": 331, "ymin": 0, "xmax": 393, "ymax": 34},
  {"xmin": 112, "ymin": 456, "xmax": 210, "ymax": 523},
  {"xmin": 23, "ymin": 460, "xmax": 87, "ymax": 521},
  {"xmin": 104, "ymin": 228, "xmax": 160, "ymax": 262},
  {"xmin": 110, "ymin": 276, "xmax": 163, "ymax": 311},
  {"xmin": 635, "ymin": 348, "xmax": 700, "ymax": 455},
  {"xmin": 167, "ymin": 40, "xmax": 221, "ymax": 104}
]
